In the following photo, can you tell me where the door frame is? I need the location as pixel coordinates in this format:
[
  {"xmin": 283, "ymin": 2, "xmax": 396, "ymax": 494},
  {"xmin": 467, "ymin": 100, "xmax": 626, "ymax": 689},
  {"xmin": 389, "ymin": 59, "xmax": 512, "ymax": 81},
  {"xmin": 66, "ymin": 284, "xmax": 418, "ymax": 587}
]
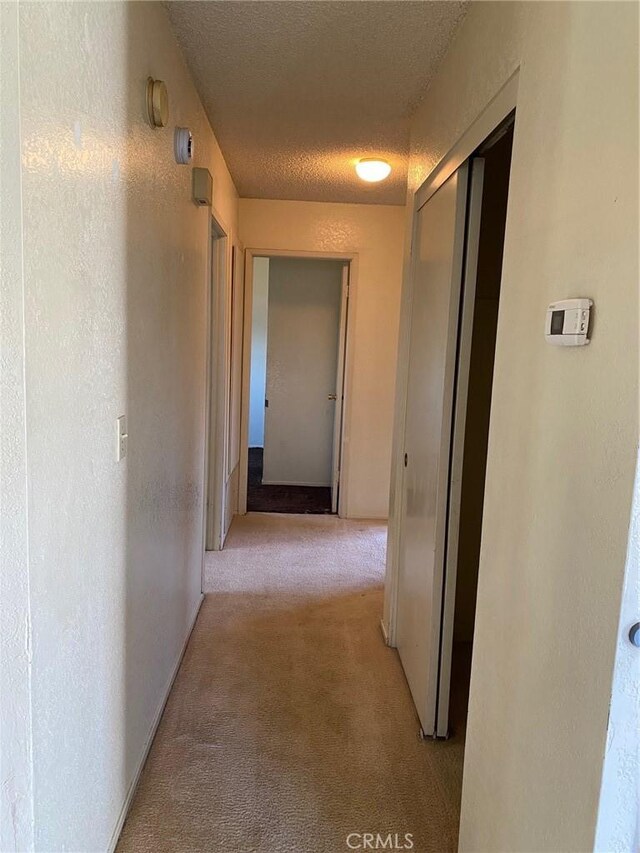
[
  {"xmin": 384, "ymin": 70, "xmax": 519, "ymax": 647},
  {"xmin": 238, "ymin": 248, "xmax": 359, "ymax": 518},
  {"xmin": 203, "ymin": 208, "xmax": 231, "ymax": 556},
  {"xmin": 331, "ymin": 264, "xmax": 350, "ymax": 513}
]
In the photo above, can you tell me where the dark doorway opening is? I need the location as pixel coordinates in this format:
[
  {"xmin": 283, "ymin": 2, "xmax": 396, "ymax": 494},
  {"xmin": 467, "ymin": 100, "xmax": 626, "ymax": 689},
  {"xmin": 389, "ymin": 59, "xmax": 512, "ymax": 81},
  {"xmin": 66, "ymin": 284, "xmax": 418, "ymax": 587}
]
[
  {"xmin": 448, "ymin": 118, "xmax": 515, "ymax": 742},
  {"xmin": 247, "ymin": 447, "xmax": 332, "ymax": 514}
]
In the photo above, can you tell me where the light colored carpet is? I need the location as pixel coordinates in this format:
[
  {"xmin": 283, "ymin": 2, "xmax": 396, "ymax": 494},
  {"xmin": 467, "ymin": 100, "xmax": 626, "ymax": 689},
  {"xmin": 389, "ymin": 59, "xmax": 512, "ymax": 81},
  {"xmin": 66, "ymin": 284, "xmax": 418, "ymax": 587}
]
[{"xmin": 117, "ymin": 513, "xmax": 464, "ymax": 853}]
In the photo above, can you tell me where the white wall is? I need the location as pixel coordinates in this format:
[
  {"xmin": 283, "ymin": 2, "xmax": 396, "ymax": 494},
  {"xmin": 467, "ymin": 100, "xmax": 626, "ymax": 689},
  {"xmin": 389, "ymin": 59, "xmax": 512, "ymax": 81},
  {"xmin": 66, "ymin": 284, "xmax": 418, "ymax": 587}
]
[
  {"xmin": 0, "ymin": 4, "xmax": 35, "ymax": 850},
  {"xmin": 249, "ymin": 257, "xmax": 269, "ymax": 447},
  {"xmin": 239, "ymin": 199, "xmax": 405, "ymax": 519},
  {"xmin": 1, "ymin": 2, "xmax": 238, "ymax": 850},
  {"xmin": 386, "ymin": 2, "xmax": 639, "ymax": 850}
]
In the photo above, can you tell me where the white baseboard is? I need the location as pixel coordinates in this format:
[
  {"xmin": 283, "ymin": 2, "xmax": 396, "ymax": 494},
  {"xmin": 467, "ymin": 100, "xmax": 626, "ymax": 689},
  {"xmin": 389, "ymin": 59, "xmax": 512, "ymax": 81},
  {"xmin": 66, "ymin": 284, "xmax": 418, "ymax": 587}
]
[
  {"xmin": 346, "ymin": 514, "xmax": 389, "ymax": 521},
  {"xmin": 107, "ymin": 593, "xmax": 205, "ymax": 852},
  {"xmin": 380, "ymin": 619, "xmax": 391, "ymax": 646}
]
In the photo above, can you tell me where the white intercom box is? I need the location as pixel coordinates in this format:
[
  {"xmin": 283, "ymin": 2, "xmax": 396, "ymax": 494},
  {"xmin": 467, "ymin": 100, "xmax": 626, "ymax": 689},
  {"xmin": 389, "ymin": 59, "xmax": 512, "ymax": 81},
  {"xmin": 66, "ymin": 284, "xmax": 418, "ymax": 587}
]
[
  {"xmin": 545, "ymin": 298, "xmax": 593, "ymax": 346},
  {"xmin": 192, "ymin": 167, "xmax": 212, "ymax": 207}
]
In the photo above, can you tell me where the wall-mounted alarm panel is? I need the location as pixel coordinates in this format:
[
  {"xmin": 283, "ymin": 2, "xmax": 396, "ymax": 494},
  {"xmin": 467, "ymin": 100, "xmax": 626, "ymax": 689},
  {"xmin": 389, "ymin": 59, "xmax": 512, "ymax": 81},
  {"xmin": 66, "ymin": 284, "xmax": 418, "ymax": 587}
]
[
  {"xmin": 545, "ymin": 298, "xmax": 592, "ymax": 346},
  {"xmin": 192, "ymin": 167, "xmax": 212, "ymax": 207}
]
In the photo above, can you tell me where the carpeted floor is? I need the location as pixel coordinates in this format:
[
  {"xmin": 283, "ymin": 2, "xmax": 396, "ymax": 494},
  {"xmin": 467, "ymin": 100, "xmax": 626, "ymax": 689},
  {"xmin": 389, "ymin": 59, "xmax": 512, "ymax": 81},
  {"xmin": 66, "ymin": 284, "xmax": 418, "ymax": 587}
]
[
  {"xmin": 117, "ymin": 514, "xmax": 465, "ymax": 853},
  {"xmin": 247, "ymin": 447, "xmax": 332, "ymax": 514}
]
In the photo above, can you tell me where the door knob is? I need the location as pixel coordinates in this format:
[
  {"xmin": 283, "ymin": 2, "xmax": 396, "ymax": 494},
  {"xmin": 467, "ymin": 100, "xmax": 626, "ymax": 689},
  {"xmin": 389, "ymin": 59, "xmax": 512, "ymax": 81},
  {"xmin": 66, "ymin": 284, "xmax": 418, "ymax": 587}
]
[
  {"xmin": 629, "ymin": 622, "xmax": 640, "ymax": 648},
  {"xmin": 328, "ymin": 394, "xmax": 337, "ymax": 400}
]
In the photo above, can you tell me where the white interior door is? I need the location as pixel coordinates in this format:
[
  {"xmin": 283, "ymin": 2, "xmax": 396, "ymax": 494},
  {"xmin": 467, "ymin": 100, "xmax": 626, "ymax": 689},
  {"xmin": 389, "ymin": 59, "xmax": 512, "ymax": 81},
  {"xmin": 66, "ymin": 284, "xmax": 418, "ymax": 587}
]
[
  {"xmin": 396, "ymin": 164, "xmax": 469, "ymax": 737},
  {"xmin": 263, "ymin": 258, "xmax": 342, "ymax": 487},
  {"xmin": 331, "ymin": 264, "xmax": 349, "ymax": 513}
]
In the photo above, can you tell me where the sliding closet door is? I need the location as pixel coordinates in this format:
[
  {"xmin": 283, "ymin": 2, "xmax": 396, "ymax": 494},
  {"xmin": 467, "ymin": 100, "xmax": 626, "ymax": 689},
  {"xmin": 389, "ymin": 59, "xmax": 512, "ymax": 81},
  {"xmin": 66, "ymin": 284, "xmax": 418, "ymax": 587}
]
[{"xmin": 396, "ymin": 165, "xmax": 469, "ymax": 737}]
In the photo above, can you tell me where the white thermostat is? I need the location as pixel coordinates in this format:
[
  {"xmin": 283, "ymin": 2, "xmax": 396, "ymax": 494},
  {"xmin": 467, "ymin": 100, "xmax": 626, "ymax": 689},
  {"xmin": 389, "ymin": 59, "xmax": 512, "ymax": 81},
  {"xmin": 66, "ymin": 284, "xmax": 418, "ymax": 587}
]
[{"xmin": 545, "ymin": 298, "xmax": 593, "ymax": 346}]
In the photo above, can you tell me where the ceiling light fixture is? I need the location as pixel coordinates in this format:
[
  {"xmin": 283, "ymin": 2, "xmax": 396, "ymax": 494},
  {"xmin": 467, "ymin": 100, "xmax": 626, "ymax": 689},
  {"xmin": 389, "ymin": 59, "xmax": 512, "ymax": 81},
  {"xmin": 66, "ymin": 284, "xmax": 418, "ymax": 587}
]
[{"xmin": 355, "ymin": 158, "xmax": 392, "ymax": 183}]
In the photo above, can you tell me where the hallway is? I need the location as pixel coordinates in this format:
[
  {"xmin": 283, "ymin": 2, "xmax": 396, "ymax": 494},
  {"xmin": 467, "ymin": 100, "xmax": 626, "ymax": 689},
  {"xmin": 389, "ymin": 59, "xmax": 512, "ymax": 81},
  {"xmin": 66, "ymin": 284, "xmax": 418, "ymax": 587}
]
[{"xmin": 117, "ymin": 515, "xmax": 464, "ymax": 852}]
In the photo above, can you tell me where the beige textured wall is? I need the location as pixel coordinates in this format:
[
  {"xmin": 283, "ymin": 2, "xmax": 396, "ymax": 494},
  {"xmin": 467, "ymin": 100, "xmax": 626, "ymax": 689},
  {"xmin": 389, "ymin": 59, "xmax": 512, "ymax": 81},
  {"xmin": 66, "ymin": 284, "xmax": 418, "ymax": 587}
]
[
  {"xmin": 239, "ymin": 199, "xmax": 405, "ymax": 519},
  {"xmin": 387, "ymin": 2, "xmax": 639, "ymax": 850},
  {"xmin": 6, "ymin": 2, "xmax": 238, "ymax": 849}
]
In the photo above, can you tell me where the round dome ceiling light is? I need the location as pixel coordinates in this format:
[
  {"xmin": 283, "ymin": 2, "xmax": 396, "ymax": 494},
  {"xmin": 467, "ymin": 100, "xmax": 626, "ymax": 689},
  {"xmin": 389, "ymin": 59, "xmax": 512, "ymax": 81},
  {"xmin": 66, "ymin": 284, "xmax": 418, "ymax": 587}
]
[{"xmin": 355, "ymin": 158, "xmax": 392, "ymax": 183}]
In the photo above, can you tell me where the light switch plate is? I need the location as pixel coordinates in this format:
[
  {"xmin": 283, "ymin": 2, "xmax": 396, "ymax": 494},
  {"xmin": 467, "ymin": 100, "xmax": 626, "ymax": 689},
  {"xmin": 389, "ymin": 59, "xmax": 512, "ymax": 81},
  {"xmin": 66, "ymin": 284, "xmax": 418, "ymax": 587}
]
[{"xmin": 116, "ymin": 415, "xmax": 128, "ymax": 461}]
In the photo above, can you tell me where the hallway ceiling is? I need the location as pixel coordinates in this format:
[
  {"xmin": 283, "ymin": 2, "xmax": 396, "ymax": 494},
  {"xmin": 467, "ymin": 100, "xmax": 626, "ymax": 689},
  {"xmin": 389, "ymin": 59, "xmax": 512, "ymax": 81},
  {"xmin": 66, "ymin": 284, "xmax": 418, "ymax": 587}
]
[{"xmin": 166, "ymin": 1, "xmax": 468, "ymax": 205}]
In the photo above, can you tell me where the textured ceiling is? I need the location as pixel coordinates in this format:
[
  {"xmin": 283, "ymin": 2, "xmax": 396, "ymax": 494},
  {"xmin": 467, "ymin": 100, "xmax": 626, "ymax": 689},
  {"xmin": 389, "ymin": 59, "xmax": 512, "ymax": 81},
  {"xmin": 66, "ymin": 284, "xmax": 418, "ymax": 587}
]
[{"xmin": 166, "ymin": 1, "xmax": 468, "ymax": 205}]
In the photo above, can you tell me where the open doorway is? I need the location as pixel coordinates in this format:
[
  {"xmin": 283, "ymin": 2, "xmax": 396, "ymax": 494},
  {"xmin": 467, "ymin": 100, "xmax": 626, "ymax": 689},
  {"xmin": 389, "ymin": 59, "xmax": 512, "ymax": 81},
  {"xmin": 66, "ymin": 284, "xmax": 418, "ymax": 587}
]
[
  {"xmin": 244, "ymin": 256, "xmax": 349, "ymax": 515},
  {"xmin": 392, "ymin": 111, "xmax": 515, "ymax": 749},
  {"xmin": 447, "ymin": 120, "xmax": 514, "ymax": 738}
]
